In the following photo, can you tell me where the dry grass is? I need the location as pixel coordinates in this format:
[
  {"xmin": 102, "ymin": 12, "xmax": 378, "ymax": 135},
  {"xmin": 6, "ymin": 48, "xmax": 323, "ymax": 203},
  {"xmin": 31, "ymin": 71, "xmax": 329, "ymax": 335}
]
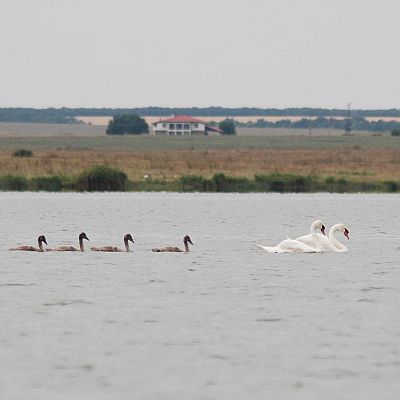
[{"xmin": 1, "ymin": 147, "xmax": 399, "ymax": 182}]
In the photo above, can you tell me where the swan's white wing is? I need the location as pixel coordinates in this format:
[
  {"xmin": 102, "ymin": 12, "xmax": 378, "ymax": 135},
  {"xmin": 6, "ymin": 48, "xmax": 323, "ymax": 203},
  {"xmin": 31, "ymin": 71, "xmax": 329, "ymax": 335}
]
[
  {"xmin": 256, "ymin": 244, "xmax": 279, "ymax": 252},
  {"xmin": 278, "ymin": 239, "xmax": 317, "ymax": 253},
  {"xmin": 297, "ymin": 233, "xmax": 339, "ymax": 253},
  {"xmin": 296, "ymin": 233, "xmax": 316, "ymax": 247},
  {"xmin": 296, "ymin": 232, "xmax": 328, "ymax": 246},
  {"xmin": 257, "ymin": 239, "xmax": 317, "ymax": 253}
]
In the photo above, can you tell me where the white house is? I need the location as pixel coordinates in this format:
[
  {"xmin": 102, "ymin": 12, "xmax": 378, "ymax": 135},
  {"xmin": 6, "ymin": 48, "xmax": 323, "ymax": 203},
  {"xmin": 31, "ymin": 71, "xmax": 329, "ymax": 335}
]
[{"xmin": 152, "ymin": 115, "xmax": 222, "ymax": 136}]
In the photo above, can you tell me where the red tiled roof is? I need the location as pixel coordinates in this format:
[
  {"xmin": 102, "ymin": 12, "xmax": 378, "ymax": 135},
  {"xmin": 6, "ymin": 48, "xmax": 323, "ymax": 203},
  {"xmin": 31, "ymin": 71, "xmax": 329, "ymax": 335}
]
[
  {"xmin": 206, "ymin": 125, "xmax": 223, "ymax": 133},
  {"xmin": 154, "ymin": 115, "xmax": 205, "ymax": 124}
]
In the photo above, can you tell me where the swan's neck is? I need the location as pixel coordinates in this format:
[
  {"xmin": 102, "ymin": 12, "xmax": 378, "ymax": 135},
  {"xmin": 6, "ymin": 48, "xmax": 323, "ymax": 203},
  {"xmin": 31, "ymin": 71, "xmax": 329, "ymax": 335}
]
[
  {"xmin": 310, "ymin": 222, "xmax": 318, "ymax": 236},
  {"xmin": 79, "ymin": 239, "xmax": 84, "ymax": 252},
  {"xmin": 329, "ymin": 225, "xmax": 348, "ymax": 251},
  {"xmin": 124, "ymin": 239, "xmax": 130, "ymax": 252},
  {"xmin": 38, "ymin": 240, "xmax": 43, "ymax": 251},
  {"xmin": 184, "ymin": 242, "xmax": 190, "ymax": 252},
  {"xmin": 310, "ymin": 223, "xmax": 323, "ymax": 250}
]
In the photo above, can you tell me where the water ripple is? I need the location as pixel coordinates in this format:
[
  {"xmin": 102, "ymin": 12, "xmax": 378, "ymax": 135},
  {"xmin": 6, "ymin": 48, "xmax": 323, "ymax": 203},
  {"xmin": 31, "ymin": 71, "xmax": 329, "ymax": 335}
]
[{"xmin": 42, "ymin": 299, "xmax": 92, "ymax": 307}]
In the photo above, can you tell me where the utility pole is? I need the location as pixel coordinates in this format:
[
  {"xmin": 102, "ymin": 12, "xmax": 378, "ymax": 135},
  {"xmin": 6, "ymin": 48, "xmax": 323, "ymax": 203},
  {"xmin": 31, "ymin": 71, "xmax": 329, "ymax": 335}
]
[{"xmin": 344, "ymin": 102, "xmax": 352, "ymax": 135}]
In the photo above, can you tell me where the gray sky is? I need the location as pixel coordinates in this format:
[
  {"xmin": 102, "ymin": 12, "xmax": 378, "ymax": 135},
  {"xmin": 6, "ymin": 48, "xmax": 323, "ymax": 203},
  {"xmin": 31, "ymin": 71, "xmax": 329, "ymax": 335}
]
[{"xmin": 1, "ymin": 0, "xmax": 399, "ymax": 109}]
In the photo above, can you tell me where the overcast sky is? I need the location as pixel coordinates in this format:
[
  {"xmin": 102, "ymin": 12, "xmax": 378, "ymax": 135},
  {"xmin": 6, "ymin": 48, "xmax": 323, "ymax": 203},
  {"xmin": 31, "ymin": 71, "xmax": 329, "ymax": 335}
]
[{"xmin": 1, "ymin": 0, "xmax": 399, "ymax": 109}]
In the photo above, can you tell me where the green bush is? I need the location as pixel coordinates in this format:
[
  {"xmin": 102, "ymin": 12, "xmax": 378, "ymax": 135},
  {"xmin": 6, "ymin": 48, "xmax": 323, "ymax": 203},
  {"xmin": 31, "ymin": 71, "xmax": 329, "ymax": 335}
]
[
  {"xmin": 180, "ymin": 175, "xmax": 207, "ymax": 191},
  {"xmin": 270, "ymin": 179, "xmax": 286, "ymax": 192},
  {"xmin": 292, "ymin": 176, "xmax": 313, "ymax": 192},
  {"xmin": 391, "ymin": 129, "xmax": 400, "ymax": 136},
  {"xmin": 33, "ymin": 176, "xmax": 63, "ymax": 191},
  {"xmin": 75, "ymin": 165, "xmax": 128, "ymax": 191},
  {"xmin": 212, "ymin": 173, "xmax": 227, "ymax": 191},
  {"xmin": 0, "ymin": 175, "xmax": 28, "ymax": 191},
  {"xmin": 13, "ymin": 149, "xmax": 33, "ymax": 157},
  {"xmin": 385, "ymin": 181, "xmax": 398, "ymax": 192},
  {"xmin": 255, "ymin": 173, "xmax": 315, "ymax": 192},
  {"xmin": 358, "ymin": 181, "xmax": 379, "ymax": 192},
  {"xmin": 254, "ymin": 175, "xmax": 271, "ymax": 191},
  {"xmin": 211, "ymin": 173, "xmax": 253, "ymax": 192}
]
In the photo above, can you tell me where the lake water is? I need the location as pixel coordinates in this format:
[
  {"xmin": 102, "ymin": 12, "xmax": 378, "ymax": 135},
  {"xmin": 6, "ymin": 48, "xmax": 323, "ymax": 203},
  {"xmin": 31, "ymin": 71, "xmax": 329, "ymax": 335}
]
[{"xmin": 1, "ymin": 192, "xmax": 399, "ymax": 399}]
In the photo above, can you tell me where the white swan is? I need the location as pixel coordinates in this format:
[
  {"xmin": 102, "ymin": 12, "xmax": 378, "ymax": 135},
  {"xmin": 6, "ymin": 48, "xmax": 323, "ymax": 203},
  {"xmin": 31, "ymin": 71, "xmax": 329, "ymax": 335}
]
[
  {"xmin": 257, "ymin": 239, "xmax": 318, "ymax": 253},
  {"xmin": 295, "ymin": 219, "xmax": 327, "ymax": 249},
  {"xmin": 257, "ymin": 220, "xmax": 325, "ymax": 253},
  {"xmin": 297, "ymin": 223, "xmax": 349, "ymax": 252}
]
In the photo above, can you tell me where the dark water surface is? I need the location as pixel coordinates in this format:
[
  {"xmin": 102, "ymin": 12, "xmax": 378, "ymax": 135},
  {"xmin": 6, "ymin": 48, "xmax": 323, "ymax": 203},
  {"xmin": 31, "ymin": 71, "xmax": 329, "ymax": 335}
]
[{"xmin": 1, "ymin": 193, "xmax": 399, "ymax": 399}]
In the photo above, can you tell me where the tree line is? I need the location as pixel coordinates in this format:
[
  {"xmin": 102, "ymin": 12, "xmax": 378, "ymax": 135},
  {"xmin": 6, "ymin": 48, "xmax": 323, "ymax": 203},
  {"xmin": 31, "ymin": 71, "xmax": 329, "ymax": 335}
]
[
  {"xmin": 1, "ymin": 107, "xmax": 400, "ymax": 124},
  {"xmin": 228, "ymin": 117, "xmax": 400, "ymax": 132}
]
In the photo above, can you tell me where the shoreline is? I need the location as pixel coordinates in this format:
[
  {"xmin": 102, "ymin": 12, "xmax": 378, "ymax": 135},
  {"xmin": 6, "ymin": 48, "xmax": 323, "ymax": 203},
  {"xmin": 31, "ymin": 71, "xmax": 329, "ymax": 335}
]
[{"xmin": 1, "ymin": 172, "xmax": 398, "ymax": 193}]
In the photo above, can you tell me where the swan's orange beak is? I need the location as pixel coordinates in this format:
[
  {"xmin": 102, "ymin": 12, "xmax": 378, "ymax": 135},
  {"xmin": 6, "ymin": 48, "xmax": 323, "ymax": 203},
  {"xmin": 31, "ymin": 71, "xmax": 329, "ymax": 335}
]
[
  {"xmin": 344, "ymin": 228, "xmax": 350, "ymax": 240},
  {"xmin": 321, "ymin": 225, "xmax": 326, "ymax": 236}
]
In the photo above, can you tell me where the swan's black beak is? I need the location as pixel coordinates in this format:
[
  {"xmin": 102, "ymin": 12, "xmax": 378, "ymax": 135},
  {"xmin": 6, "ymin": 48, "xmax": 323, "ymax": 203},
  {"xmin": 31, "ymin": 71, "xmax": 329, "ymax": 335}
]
[
  {"xmin": 321, "ymin": 225, "xmax": 326, "ymax": 236},
  {"xmin": 344, "ymin": 228, "xmax": 350, "ymax": 240},
  {"xmin": 43, "ymin": 237, "xmax": 48, "ymax": 245}
]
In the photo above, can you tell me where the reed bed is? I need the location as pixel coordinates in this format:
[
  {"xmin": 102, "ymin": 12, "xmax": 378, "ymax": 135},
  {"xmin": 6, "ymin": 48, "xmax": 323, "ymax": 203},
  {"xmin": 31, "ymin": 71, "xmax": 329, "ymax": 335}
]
[{"xmin": 0, "ymin": 148, "xmax": 399, "ymax": 183}]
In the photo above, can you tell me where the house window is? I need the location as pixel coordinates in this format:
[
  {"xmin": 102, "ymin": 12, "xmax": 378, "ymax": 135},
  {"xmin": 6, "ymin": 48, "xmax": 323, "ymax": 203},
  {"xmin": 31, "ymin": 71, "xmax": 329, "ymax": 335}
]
[
  {"xmin": 193, "ymin": 123, "xmax": 198, "ymax": 128},
  {"xmin": 183, "ymin": 124, "xmax": 190, "ymax": 129},
  {"xmin": 169, "ymin": 124, "xmax": 174, "ymax": 129},
  {"xmin": 176, "ymin": 124, "xmax": 182, "ymax": 130},
  {"xmin": 163, "ymin": 124, "xmax": 166, "ymax": 128}
]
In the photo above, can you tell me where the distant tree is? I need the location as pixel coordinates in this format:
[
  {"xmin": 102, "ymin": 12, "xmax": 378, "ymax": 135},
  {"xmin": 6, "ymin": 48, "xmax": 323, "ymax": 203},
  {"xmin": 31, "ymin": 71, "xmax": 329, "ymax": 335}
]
[
  {"xmin": 218, "ymin": 118, "xmax": 236, "ymax": 135},
  {"xmin": 106, "ymin": 114, "xmax": 149, "ymax": 135},
  {"xmin": 391, "ymin": 129, "xmax": 400, "ymax": 136},
  {"xmin": 13, "ymin": 149, "xmax": 33, "ymax": 157}
]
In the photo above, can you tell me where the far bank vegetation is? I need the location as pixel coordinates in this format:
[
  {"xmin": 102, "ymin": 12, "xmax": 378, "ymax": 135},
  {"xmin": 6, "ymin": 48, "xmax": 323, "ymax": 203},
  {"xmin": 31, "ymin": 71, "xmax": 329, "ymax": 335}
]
[{"xmin": 1, "ymin": 146, "xmax": 400, "ymax": 192}]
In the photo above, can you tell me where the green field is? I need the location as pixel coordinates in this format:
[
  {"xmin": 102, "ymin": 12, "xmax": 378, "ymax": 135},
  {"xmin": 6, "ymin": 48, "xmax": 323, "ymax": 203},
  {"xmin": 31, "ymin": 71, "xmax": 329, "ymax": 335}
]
[{"xmin": 0, "ymin": 134, "xmax": 398, "ymax": 151}]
